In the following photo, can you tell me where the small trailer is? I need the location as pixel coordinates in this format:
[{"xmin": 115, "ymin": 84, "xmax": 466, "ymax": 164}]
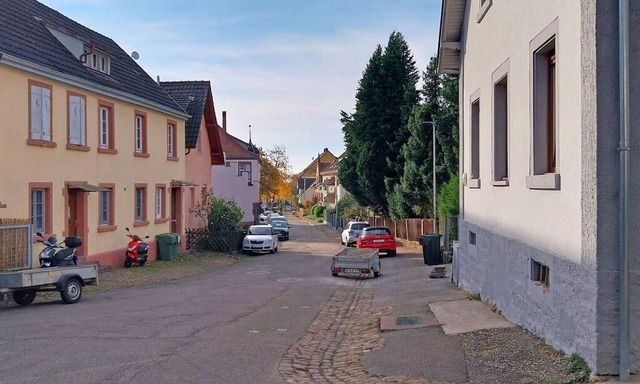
[
  {"xmin": 0, "ymin": 264, "xmax": 99, "ymax": 305},
  {"xmin": 331, "ymin": 247, "xmax": 381, "ymax": 278}
]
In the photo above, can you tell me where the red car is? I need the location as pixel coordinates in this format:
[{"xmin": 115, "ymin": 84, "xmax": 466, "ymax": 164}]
[{"xmin": 356, "ymin": 226, "xmax": 397, "ymax": 256}]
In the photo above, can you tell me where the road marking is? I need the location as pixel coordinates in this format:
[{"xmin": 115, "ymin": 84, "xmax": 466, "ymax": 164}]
[
  {"xmin": 277, "ymin": 328, "xmax": 287, "ymax": 332},
  {"xmin": 250, "ymin": 330, "xmax": 260, "ymax": 333},
  {"xmin": 282, "ymin": 306, "xmax": 290, "ymax": 309},
  {"xmin": 277, "ymin": 278, "xmax": 303, "ymax": 283},
  {"xmin": 246, "ymin": 271, "xmax": 270, "ymax": 275}
]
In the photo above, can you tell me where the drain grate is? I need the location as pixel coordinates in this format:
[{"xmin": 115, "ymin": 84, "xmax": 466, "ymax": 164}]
[{"xmin": 396, "ymin": 316, "xmax": 423, "ymax": 326}]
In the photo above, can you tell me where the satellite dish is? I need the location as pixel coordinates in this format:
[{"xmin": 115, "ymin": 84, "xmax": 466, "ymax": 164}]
[{"xmin": 131, "ymin": 51, "xmax": 139, "ymax": 60}]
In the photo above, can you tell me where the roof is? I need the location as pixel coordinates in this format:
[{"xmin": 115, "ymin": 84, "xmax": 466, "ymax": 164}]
[
  {"xmin": 160, "ymin": 81, "xmax": 210, "ymax": 148},
  {"xmin": 0, "ymin": 0, "xmax": 186, "ymax": 116},
  {"xmin": 296, "ymin": 148, "xmax": 337, "ymax": 177},
  {"xmin": 218, "ymin": 126, "xmax": 260, "ymax": 161},
  {"xmin": 437, "ymin": 0, "xmax": 466, "ymax": 74}
]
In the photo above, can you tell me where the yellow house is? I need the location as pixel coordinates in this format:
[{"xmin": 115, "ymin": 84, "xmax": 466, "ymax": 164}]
[{"xmin": 0, "ymin": 0, "xmax": 190, "ymax": 268}]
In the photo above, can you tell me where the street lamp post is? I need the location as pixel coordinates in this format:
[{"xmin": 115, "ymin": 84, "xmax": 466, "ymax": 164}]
[{"xmin": 424, "ymin": 121, "xmax": 437, "ymax": 232}]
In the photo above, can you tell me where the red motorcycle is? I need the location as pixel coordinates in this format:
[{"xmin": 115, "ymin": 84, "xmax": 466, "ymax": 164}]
[{"xmin": 124, "ymin": 227, "xmax": 149, "ymax": 268}]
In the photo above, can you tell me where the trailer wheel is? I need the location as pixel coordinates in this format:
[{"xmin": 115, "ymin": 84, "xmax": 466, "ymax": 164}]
[
  {"xmin": 60, "ymin": 278, "xmax": 82, "ymax": 304},
  {"xmin": 13, "ymin": 290, "xmax": 36, "ymax": 306}
]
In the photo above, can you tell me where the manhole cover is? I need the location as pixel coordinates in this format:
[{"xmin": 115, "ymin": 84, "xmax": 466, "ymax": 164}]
[
  {"xmin": 396, "ymin": 316, "xmax": 423, "ymax": 326},
  {"xmin": 277, "ymin": 278, "xmax": 302, "ymax": 283},
  {"xmin": 247, "ymin": 271, "xmax": 270, "ymax": 275}
]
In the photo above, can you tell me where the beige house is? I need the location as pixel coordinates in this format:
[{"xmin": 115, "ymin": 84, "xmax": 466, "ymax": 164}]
[
  {"xmin": 296, "ymin": 148, "xmax": 337, "ymax": 205},
  {"xmin": 0, "ymin": 0, "xmax": 190, "ymax": 268},
  {"xmin": 439, "ymin": 0, "xmax": 640, "ymax": 376}
]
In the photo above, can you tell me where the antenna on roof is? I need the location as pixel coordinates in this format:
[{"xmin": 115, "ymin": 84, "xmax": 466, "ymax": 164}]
[{"xmin": 131, "ymin": 51, "xmax": 140, "ymax": 60}]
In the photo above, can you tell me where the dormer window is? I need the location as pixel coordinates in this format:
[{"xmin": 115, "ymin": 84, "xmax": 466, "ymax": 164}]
[{"xmin": 83, "ymin": 48, "xmax": 111, "ymax": 75}]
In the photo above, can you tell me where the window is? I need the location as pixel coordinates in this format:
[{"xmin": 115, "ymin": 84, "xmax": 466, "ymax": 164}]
[
  {"xmin": 29, "ymin": 182, "xmax": 52, "ymax": 237},
  {"xmin": 134, "ymin": 111, "xmax": 148, "ymax": 157},
  {"xmin": 67, "ymin": 92, "xmax": 88, "ymax": 150},
  {"xmin": 238, "ymin": 162, "xmax": 253, "ymax": 185},
  {"xmin": 167, "ymin": 120, "xmax": 178, "ymax": 161},
  {"xmin": 468, "ymin": 90, "xmax": 481, "ymax": 188},
  {"xmin": 469, "ymin": 231, "xmax": 477, "ymax": 245},
  {"xmin": 97, "ymin": 183, "xmax": 116, "ymax": 232},
  {"xmin": 28, "ymin": 81, "xmax": 55, "ymax": 147},
  {"xmin": 492, "ymin": 60, "xmax": 509, "ymax": 186},
  {"xmin": 83, "ymin": 49, "xmax": 111, "ymax": 75},
  {"xmin": 532, "ymin": 259, "xmax": 550, "ymax": 288},
  {"xmin": 154, "ymin": 184, "xmax": 167, "ymax": 223},
  {"xmin": 134, "ymin": 184, "xmax": 148, "ymax": 226},
  {"xmin": 98, "ymin": 100, "xmax": 116, "ymax": 154},
  {"xmin": 31, "ymin": 189, "xmax": 45, "ymax": 233},
  {"xmin": 527, "ymin": 19, "xmax": 560, "ymax": 190}
]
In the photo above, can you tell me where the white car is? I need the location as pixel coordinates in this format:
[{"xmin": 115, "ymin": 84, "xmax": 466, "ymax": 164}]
[
  {"xmin": 243, "ymin": 225, "xmax": 278, "ymax": 254},
  {"xmin": 341, "ymin": 221, "xmax": 370, "ymax": 246},
  {"xmin": 259, "ymin": 210, "xmax": 272, "ymax": 223}
]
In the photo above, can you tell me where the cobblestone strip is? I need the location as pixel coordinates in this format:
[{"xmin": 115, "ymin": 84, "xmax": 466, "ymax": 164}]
[{"xmin": 278, "ymin": 280, "xmax": 436, "ymax": 384}]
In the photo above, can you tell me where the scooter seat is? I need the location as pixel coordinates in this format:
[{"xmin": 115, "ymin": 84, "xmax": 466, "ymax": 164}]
[{"xmin": 55, "ymin": 248, "xmax": 76, "ymax": 264}]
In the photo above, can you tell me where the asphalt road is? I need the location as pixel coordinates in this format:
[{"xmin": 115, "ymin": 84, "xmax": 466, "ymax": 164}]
[{"xmin": 0, "ymin": 215, "xmax": 361, "ymax": 384}]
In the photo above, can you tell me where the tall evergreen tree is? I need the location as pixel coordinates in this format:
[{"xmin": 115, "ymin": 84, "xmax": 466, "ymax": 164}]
[{"xmin": 382, "ymin": 32, "xmax": 420, "ymax": 203}]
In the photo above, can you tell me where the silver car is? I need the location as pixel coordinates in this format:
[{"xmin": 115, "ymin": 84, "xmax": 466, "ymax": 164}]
[
  {"xmin": 341, "ymin": 221, "xmax": 370, "ymax": 246},
  {"xmin": 242, "ymin": 225, "xmax": 278, "ymax": 254}
]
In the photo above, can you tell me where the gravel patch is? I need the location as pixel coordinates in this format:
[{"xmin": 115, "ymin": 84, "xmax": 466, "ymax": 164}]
[{"xmin": 462, "ymin": 327, "xmax": 587, "ymax": 384}]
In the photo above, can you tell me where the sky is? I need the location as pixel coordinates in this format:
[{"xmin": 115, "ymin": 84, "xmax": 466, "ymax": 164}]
[{"xmin": 40, "ymin": 0, "xmax": 443, "ymax": 173}]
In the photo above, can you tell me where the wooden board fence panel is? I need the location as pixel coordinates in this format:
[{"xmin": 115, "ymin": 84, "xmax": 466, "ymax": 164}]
[{"xmin": 0, "ymin": 219, "xmax": 32, "ymax": 270}]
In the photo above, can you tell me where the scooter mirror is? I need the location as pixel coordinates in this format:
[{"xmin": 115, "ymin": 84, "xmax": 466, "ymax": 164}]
[
  {"xmin": 125, "ymin": 227, "xmax": 130, "ymax": 231},
  {"xmin": 36, "ymin": 232, "xmax": 43, "ymax": 236},
  {"xmin": 144, "ymin": 236, "xmax": 150, "ymax": 239}
]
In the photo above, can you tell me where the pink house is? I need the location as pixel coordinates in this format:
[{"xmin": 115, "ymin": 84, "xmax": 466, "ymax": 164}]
[
  {"xmin": 212, "ymin": 112, "xmax": 261, "ymax": 226},
  {"xmin": 160, "ymin": 81, "xmax": 225, "ymax": 231}
]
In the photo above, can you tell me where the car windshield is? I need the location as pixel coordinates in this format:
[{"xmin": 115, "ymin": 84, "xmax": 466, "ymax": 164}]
[
  {"xmin": 248, "ymin": 227, "xmax": 272, "ymax": 235},
  {"xmin": 364, "ymin": 228, "xmax": 391, "ymax": 236},
  {"xmin": 351, "ymin": 223, "xmax": 369, "ymax": 230},
  {"xmin": 272, "ymin": 221, "xmax": 287, "ymax": 228}
]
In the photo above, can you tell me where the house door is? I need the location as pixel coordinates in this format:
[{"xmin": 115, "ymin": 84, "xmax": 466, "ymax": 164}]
[
  {"xmin": 66, "ymin": 188, "xmax": 87, "ymax": 256},
  {"xmin": 170, "ymin": 187, "xmax": 182, "ymax": 234}
]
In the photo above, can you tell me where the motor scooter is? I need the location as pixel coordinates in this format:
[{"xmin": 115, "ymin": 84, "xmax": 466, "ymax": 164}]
[
  {"xmin": 124, "ymin": 227, "xmax": 149, "ymax": 268},
  {"xmin": 36, "ymin": 232, "xmax": 83, "ymax": 268}
]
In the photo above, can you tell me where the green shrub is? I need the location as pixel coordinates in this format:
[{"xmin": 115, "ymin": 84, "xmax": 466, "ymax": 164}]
[{"xmin": 310, "ymin": 204, "xmax": 325, "ymax": 218}]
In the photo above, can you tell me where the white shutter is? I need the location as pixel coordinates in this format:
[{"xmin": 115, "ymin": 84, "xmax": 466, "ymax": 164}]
[
  {"xmin": 41, "ymin": 88, "xmax": 51, "ymax": 141},
  {"xmin": 69, "ymin": 96, "xmax": 81, "ymax": 144},
  {"xmin": 30, "ymin": 86, "xmax": 42, "ymax": 140},
  {"xmin": 79, "ymin": 97, "xmax": 86, "ymax": 145}
]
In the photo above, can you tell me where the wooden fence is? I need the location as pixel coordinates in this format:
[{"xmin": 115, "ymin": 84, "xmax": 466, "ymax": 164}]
[
  {"xmin": 185, "ymin": 227, "xmax": 245, "ymax": 252},
  {"xmin": 0, "ymin": 218, "xmax": 32, "ymax": 270}
]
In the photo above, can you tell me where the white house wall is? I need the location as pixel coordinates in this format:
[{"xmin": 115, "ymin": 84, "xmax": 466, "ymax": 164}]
[
  {"xmin": 461, "ymin": 0, "xmax": 582, "ymax": 262},
  {"xmin": 452, "ymin": 0, "xmax": 635, "ymax": 374},
  {"xmin": 211, "ymin": 160, "xmax": 260, "ymax": 224}
]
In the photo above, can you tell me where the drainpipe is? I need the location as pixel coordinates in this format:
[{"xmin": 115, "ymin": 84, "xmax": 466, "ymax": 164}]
[{"xmin": 618, "ymin": 0, "xmax": 630, "ymax": 381}]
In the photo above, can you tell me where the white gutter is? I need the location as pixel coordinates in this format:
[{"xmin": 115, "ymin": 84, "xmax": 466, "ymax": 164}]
[
  {"xmin": 618, "ymin": 0, "xmax": 630, "ymax": 381},
  {"xmin": 0, "ymin": 53, "xmax": 190, "ymax": 120}
]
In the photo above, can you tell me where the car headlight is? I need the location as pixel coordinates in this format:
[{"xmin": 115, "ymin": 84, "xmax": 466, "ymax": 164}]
[
  {"xmin": 243, "ymin": 239, "xmax": 250, "ymax": 244},
  {"xmin": 264, "ymin": 239, "xmax": 272, "ymax": 244}
]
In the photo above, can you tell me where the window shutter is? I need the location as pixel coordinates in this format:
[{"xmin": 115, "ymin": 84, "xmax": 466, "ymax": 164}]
[
  {"xmin": 41, "ymin": 88, "xmax": 51, "ymax": 141},
  {"xmin": 30, "ymin": 86, "xmax": 42, "ymax": 140},
  {"xmin": 69, "ymin": 96, "xmax": 80, "ymax": 144},
  {"xmin": 79, "ymin": 97, "xmax": 86, "ymax": 145}
]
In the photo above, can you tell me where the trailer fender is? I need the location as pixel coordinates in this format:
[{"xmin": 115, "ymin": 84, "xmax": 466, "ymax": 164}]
[{"xmin": 56, "ymin": 274, "xmax": 85, "ymax": 291}]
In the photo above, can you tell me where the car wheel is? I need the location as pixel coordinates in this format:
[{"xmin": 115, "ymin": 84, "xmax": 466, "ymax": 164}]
[
  {"xmin": 274, "ymin": 246, "xmax": 278, "ymax": 253},
  {"xmin": 389, "ymin": 251, "xmax": 397, "ymax": 257}
]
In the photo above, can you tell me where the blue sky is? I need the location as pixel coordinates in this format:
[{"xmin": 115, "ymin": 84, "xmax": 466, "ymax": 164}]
[{"xmin": 40, "ymin": 0, "xmax": 442, "ymax": 172}]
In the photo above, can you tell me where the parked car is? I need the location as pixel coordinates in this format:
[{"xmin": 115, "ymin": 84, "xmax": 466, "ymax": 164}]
[
  {"xmin": 271, "ymin": 220, "xmax": 290, "ymax": 240},
  {"xmin": 356, "ymin": 226, "xmax": 397, "ymax": 256},
  {"xmin": 268, "ymin": 215, "xmax": 288, "ymax": 226},
  {"xmin": 259, "ymin": 210, "xmax": 272, "ymax": 223},
  {"xmin": 242, "ymin": 225, "xmax": 278, "ymax": 254},
  {"xmin": 341, "ymin": 221, "xmax": 370, "ymax": 246}
]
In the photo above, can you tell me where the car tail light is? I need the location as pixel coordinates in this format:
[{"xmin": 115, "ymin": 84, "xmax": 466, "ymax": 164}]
[
  {"xmin": 332, "ymin": 267, "xmax": 341, "ymax": 274},
  {"xmin": 361, "ymin": 268, "xmax": 370, "ymax": 275}
]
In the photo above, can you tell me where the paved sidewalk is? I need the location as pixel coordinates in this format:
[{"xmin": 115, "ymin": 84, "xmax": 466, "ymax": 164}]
[{"xmin": 304, "ymin": 220, "xmax": 600, "ymax": 383}]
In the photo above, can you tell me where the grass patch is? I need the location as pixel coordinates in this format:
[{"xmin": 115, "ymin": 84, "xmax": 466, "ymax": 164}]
[{"xmin": 566, "ymin": 354, "xmax": 590, "ymax": 384}]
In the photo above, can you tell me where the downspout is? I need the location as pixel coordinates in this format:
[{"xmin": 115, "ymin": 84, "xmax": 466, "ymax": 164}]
[{"xmin": 618, "ymin": 0, "xmax": 630, "ymax": 380}]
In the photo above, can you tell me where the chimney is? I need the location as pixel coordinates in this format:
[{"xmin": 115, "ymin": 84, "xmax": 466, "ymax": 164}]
[
  {"xmin": 222, "ymin": 111, "xmax": 227, "ymax": 131},
  {"xmin": 324, "ymin": 147, "xmax": 328, "ymax": 152}
]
